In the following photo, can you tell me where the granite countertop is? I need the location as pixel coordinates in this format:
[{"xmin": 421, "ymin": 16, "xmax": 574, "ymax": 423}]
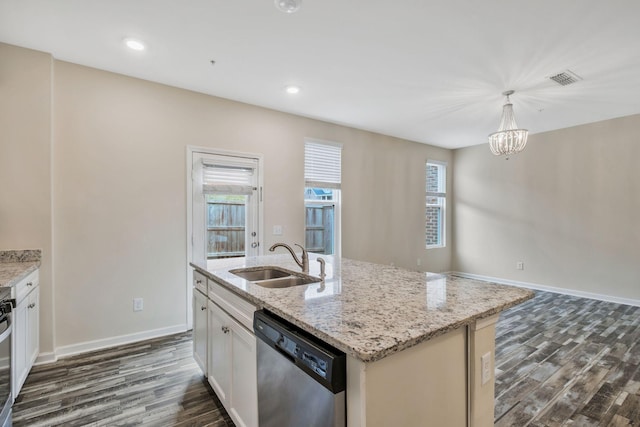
[
  {"xmin": 0, "ymin": 250, "xmax": 41, "ymax": 288},
  {"xmin": 192, "ymin": 253, "xmax": 534, "ymax": 363}
]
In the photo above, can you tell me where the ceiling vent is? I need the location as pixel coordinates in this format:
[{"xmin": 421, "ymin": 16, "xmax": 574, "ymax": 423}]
[{"xmin": 549, "ymin": 70, "xmax": 583, "ymax": 86}]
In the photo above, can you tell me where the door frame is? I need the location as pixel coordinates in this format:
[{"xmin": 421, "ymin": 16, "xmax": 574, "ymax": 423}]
[{"xmin": 186, "ymin": 145, "xmax": 264, "ymax": 329}]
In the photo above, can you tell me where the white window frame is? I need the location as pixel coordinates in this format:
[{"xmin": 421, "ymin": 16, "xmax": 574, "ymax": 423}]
[
  {"xmin": 304, "ymin": 138, "xmax": 342, "ymax": 258},
  {"xmin": 426, "ymin": 160, "xmax": 446, "ymax": 249}
]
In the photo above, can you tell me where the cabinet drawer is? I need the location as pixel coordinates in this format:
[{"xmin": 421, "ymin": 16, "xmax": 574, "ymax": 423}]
[
  {"xmin": 193, "ymin": 270, "xmax": 207, "ymax": 294},
  {"xmin": 14, "ymin": 269, "xmax": 39, "ymax": 304},
  {"xmin": 208, "ymin": 279, "xmax": 256, "ymax": 331}
]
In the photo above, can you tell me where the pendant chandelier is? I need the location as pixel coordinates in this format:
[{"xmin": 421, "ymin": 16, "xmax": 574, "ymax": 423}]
[{"xmin": 488, "ymin": 90, "xmax": 528, "ymax": 159}]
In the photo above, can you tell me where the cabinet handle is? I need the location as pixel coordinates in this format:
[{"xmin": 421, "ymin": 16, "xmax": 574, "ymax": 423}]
[
  {"xmin": 27, "ymin": 282, "xmax": 33, "ymax": 287},
  {"xmin": 221, "ymin": 326, "xmax": 230, "ymax": 334},
  {"xmin": 196, "ymin": 279, "xmax": 202, "ymax": 284},
  {"xmin": 200, "ymin": 305, "xmax": 206, "ymax": 311},
  {"xmin": 28, "ymin": 303, "xmax": 36, "ymax": 309}
]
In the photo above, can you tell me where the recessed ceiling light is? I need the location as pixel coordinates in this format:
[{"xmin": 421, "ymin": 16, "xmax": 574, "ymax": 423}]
[
  {"xmin": 285, "ymin": 85, "xmax": 300, "ymax": 94},
  {"xmin": 275, "ymin": 0, "xmax": 302, "ymax": 14},
  {"xmin": 124, "ymin": 38, "xmax": 146, "ymax": 51}
]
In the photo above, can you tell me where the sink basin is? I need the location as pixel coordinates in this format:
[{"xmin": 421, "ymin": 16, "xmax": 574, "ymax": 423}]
[
  {"xmin": 229, "ymin": 266, "xmax": 319, "ymax": 288},
  {"xmin": 253, "ymin": 275, "xmax": 318, "ymax": 289},
  {"xmin": 229, "ymin": 267, "xmax": 291, "ymax": 282}
]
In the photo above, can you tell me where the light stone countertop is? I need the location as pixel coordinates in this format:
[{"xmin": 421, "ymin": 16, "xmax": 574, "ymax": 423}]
[
  {"xmin": 0, "ymin": 249, "xmax": 41, "ymax": 288},
  {"xmin": 192, "ymin": 253, "xmax": 534, "ymax": 363}
]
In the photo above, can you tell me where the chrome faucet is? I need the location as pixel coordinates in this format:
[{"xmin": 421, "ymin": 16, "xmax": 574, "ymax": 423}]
[
  {"xmin": 269, "ymin": 243, "xmax": 309, "ymax": 273},
  {"xmin": 317, "ymin": 257, "xmax": 326, "ymax": 281}
]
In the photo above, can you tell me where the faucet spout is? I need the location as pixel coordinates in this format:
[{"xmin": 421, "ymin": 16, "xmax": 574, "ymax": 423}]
[{"xmin": 269, "ymin": 243, "xmax": 309, "ymax": 273}]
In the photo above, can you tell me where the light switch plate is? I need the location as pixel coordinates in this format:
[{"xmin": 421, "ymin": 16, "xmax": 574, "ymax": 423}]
[
  {"xmin": 273, "ymin": 225, "xmax": 283, "ymax": 235},
  {"xmin": 133, "ymin": 298, "xmax": 144, "ymax": 312},
  {"xmin": 481, "ymin": 352, "xmax": 491, "ymax": 385}
]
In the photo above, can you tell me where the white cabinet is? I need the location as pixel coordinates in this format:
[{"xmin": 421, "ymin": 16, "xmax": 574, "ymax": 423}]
[
  {"xmin": 192, "ymin": 287, "xmax": 208, "ymax": 375},
  {"xmin": 228, "ymin": 316, "xmax": 257, "ymax": 427},
  {"xmin": 207, "ymin": 299, "xmax": 257, "ymax": 427},
  {"xmin": 191, "ymin": 269, "xmax": 258, "ymax": 427},
  {"xmin": 207, "ymin": 299, "xmax": 231, "ymax": 403},
  {"xmin": 12, "ymin": 269, "xmax": 39, "ymax": 400}
]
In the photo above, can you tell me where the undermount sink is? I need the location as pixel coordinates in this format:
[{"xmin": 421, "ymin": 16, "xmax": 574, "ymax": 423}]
[
  {"xmin": 229, "ymin": 267, "xmax": 291, "ymax": 282},
  {"xmin": 252, "ymin": 275, "xmax": 318, "ymax": 288},
  {"xmin": 229, "ymin": 266, "xmax": 319, "ymax": 288}
]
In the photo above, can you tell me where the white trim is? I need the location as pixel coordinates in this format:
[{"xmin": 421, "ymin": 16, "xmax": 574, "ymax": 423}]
[
  {"xmin": 452, "ymin": 271, "xmax": 640, "ymax": 307},
  {"xmin": 34, "ymin": 352, "xmax": 57, "ymax": 366},
  {"xmin": 53, "ymin": 324, "xmax": 188, "ymax": 360},
  {"xmin": 186, "ymin": 147, "xmax": 193, "ymax": 330},
  {"xmin": 472, "ymin": 314, "xmax": 499, "ymax": 331},
  {"xmin": 304, "ymin": 137, "xmax": 343, "ymax": 149}
]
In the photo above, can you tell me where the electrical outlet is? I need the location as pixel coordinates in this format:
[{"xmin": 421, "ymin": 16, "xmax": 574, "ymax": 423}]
[
  {"xmin": 133, "ymin": 298, "xmax": 144, "ymax": 312},
  {"xmin": 273, "ymin": 225, "xmax": 283, "ymax": 235},
  {"xmin": 516, "ymin": 261, "xmax": 524, "ymax": 270},
  {"xmin": 417, "ymin": 258, "xmax": 421, "ymax": 266},
  {"xmin": 481, "ymin": 352, "xmax": 492, "ymax": 385}
]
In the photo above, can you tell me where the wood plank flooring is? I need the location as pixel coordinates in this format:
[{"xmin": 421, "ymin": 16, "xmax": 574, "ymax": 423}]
[
  {"xmin": 494, "ymin": 291, "xmax": 640, "ymax": 426},
  {"xmin": 11, "ymin": 290, "xmax": 639, "ymax": 426},
  {"xmin": 12, "ymin": 331, "xmax": 234, "ymax": 427}
]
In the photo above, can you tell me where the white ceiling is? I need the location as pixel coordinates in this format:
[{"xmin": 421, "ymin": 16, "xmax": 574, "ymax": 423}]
[{"xmin": 2, "ymin": 0, "xmax": 639, "ymax": 149}]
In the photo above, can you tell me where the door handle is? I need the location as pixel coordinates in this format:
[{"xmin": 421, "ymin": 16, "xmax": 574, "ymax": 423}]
[{"xmin": 200, "ymin": 306, "xmax": 206, "ymax": 311}]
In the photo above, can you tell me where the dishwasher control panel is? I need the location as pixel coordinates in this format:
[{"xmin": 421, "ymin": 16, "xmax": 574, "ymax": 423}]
[{"xmin": 254, "ymin": 309, "xmax": 346, "ymax": 393}]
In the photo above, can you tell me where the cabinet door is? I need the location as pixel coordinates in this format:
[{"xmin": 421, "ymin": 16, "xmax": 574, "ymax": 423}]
[
  {"xmin": 26, "ymin": 286, "xmax": 40, "ymax": 368},
  {"xmin": 229, "ymin": 320, "xmax": 258, "ymax": 427},
  {"xmin": 12, "ymin": 297, "xmax": 28, "ymax": 399},
  {"xmin": 208, "ymin": 300, "xmax": 231, "ymax": 405},
  {"xmin": 193, "ymin": 289, "xmax": 208, "ymax": 375}
]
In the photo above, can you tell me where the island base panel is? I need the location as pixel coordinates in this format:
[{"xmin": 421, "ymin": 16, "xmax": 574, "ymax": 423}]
[
  {"xmin": 347, "ymin": 327, "xmax": 467, "ymax": 427},
  {"xmin": 468, "ymin": 315, "xmax": 499, "ymax": 427}
]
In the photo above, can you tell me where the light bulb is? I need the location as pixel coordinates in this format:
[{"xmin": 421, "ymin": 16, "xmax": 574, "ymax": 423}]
[
  {"xmin": 274, "ymin": 0, "xmax": 301, "ymax": 14},
  {"xmin": 285, "ymin": 85, "xmax": 300, "ymax": 94},
  {"xmin": 124, "ymin": 38, "xmax": 146, "ymax": 51}
]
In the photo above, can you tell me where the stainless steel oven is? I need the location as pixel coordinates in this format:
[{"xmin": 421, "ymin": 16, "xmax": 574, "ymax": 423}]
[{"xmin": 0, "ymin": 287, "xmax": 14, "ymax": 427}]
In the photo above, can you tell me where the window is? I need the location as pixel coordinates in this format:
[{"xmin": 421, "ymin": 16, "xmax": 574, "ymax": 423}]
[
  {"xmin": 304, "ymin": 139, "xmax": 342, "ymax": 256},
  {"xmin": 426, "ymin": 160, "xmax": 446, "ymax": 248}
]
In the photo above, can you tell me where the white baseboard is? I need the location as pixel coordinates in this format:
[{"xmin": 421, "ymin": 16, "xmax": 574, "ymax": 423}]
[
  {"xmin": 53, "ymin": 324, "xmax": 189, "ymax": 361},
  {"xmin": 35, "ymin": 352, "xmax": 57, "ymax": 366},
  {"xmin": 452, "ymin": 271, "xmax": 640, "ymax": 308}
]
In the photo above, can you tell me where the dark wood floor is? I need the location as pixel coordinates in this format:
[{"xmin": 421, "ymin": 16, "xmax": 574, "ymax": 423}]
[
  {"xmin": 12, "ymin": 332, "xmax": 234, "ymax": 426},
  {"xmin": 494, "ymin": 291, "xmax": 640, "ymax": 426},
  {"xmin": 12, "ymin": 290, "xmax": 639, "ymax": 426}
]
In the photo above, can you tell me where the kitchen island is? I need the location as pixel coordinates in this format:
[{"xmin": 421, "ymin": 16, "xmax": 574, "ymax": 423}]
[{"xmin": 192, "ymin": 253, "xmax": 533, "ymax": 427}]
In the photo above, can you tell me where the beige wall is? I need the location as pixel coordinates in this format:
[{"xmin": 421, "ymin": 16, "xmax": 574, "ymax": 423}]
[
  {"xmin": 0, "ymin": 43, "xmax": 55, "ymax": 355},
  {"xmin": 453, "ymin": 114, "xmax": 640, "ymax": 301},
  {"xmin": 46, "ymin": 52, "xmax": 451, "ymax": 349}
]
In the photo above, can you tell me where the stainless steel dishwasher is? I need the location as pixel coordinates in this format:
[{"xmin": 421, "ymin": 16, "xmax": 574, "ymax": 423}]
[{"xmin": 254, "ymin": 310, "xmax": 346, "ymax": 427}]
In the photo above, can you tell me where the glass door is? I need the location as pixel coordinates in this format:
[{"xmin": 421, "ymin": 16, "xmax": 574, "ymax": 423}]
[{"xmin": 192, "ymin": 152, "xmax": 261, "ymax": 266}]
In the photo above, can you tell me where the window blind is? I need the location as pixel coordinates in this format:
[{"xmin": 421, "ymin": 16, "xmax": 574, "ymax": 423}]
[
  {"xmin": 202, "ymin": 160, "xmax": 257, "ymax": 195},
  {"xmin": 304, "ymin": 140, "xmax": 342, "ymax": 189}
]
